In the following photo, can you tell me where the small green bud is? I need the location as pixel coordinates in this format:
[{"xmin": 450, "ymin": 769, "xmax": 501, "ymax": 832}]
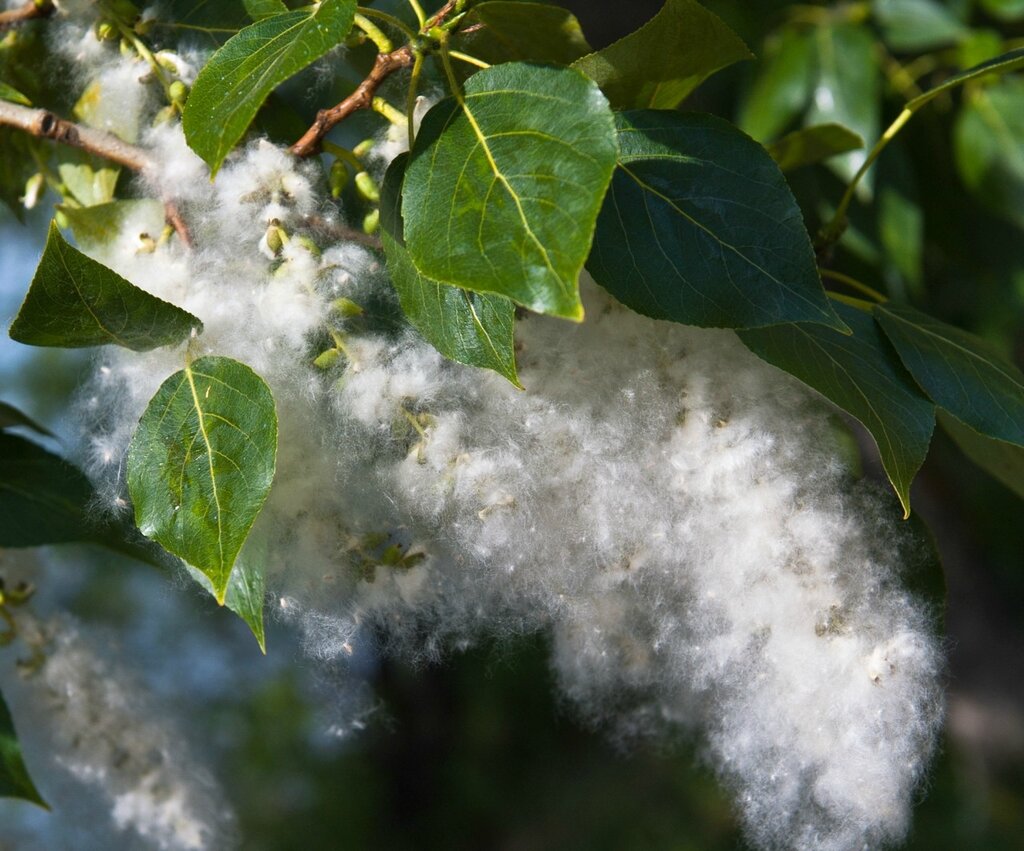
[
  {"xmin": 329, "ymin": 160, "xmax": 349, "ymax": 199},
  {"xmin": 153, "ymin": 104, "xmax": 177, "ymax": 125},
  {"xmin": 314, "ymin": 348, "xmax": 341, "ymax": 369},
  {"xmin": 331, "ymin": 297, "xmax": 364, "ymax": 318},
  {"xmin": 352, "ymin": 138, "xmax": 374, "ymax": 159},
  {"xmin": 119, "ymin": 37, "xmax": 133, "ymax": 58},
  {"xmin": 169, "ymin": 80, "xmax": 188, "ymax": 107},
  {"xmin": 354, "ymin": 171, "xmax": 380, "ymax": 203},
  {"xmin": 362, "ymin": 208, "xmax": 380, "ymax": 235},
  {"xmin": 96, "ymin": 22, "xmax": 118, "ymax": 42},
  {"xmin": 21, "ymin": 173, "xmax": 44, "ymax": 210}
]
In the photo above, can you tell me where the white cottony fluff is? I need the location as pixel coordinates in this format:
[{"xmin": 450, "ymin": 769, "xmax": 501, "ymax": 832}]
[
  {"xmin": 2, "ymin": 614, "xmax": 236, "ymax": 851},
  {"xmin": 60, "ymin": 101, "xmax": 943, "ymax": 851}
]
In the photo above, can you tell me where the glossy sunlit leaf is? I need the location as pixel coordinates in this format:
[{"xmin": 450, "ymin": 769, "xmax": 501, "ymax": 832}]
[
  {"xmin": 126, "ymin": 356, "xmax": 278, "ymax": 603},
  {"xmin": 56, "ymin": 161, "xmax": 119, "ymax": 208},
  {"xmin": 940, "ymin": 411, "xmax": 1024, "ymax": 499},
  {"xmin": 0, "ymin": 688, "xmax": 47, "ymax": 809},
  {"xmin": 381, "ymin": 155, "xmax": 519, "ymax": 385},
  {"xmin": 807, "ymin": 23, "xmax": 880, "ymax": 186},
  {"xmin": 738, "ymin": 27, "xmax": 815, "ymax": 143},
  {"xmin": 186, "ymin": 557, "xmax": 267, "ymax": 652},
  {"xmin": 458, "ymin": 2, "xmax": 591, "ymax": 66},
  {"xmin": 9, "ymin": 222, "xmax": 201, "ymax": 351},
  {"xmin": 873, "ymin": 0, "xmax": 968, "ymax": 51},
  {"xmin": 403, "ymin": 63, "xmax": 617, "ymax": 320},
  {"xmin": 572, "ymin": 0, "xmax": 751, "ymax": 111},
  {"xmin": 875, "ymin": 302, "xmax": 1024, "ymax": 446},
  {"xmin": 0, "ymin": 402, "xmax": 53, "ymax": 438},
  {"xmin": 739, "ymin": 302, "xmax": 935, "ymax": 516},
  {"xmin": 767, "ymin": 123, "xmax": 864, "ymax": 172},
  {"xmin": 587, "ymin": 110, "xmax": 844, "ymax": 331},
  {"xmin": 0, "ymin": 432, "xmax": 97, "ymax": 547},
  {"xmin": 183, "ymin": 0, "xmax": 356, "ymax": 173},
  {"xmin": 954, "ymin": 79, "xmax": 1024, "ymax": 230}
]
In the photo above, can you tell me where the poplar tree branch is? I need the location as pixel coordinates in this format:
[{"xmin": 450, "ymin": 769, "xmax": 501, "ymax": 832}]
[
  {"xmin": 0, "ymin": 100, "xmax": 193, "ymax": 245},
  {"xmin": 290, "ymin": 46, "xmax": 415, "ymax": 157},
  {"xmin": 0, "ymin": 0, "xmax": 53, "ymax": 30}
]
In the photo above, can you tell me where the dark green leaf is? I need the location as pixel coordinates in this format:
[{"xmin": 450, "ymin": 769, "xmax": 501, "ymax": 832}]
[
  {"xmin": 807, "ymin": 23, "xmax": 880, "ymax": 187},
  {"xmin": 876, "ymin": 144, "xmax": 923, "ymax": 295},
  {"xmin": 0, "ymin": 128, "xmax": 36, "ymax": 222},
  {"xmin": 954, "ymin": 79, "xmax": 1024, "ymax": 230},
  {"xmin": 126, "ymin": 356, "xmax": 278, "ymax": 603},
  {"xmin": 381, "ymin": 155, "xmax": 519, "ymax": 385},
  {"xmin": 572, "ymin": 0, "xmax": 751, "ymax": 111},
  {"xmin": 458, "ymin": 2, "xmax": 591, "ymax": 66},
  {"xmin": 0, "ymin": 688, "xmax": 47, "ymax": 809},
  {"xmin": 403, "ymin": 62, "xmax": 618, "ymax": 320},
  {"xmin": 59, "ymin": 200, "xmax": 166, "ymax": 253},
  {"xmin": 875, "ymin": 302, "xmax": 1024, "ymax": 446},
  {"xmin": 0, "ymin": 82, "xmax": 30, "ymax": 106},
  {"xmin": 737, "ymin": 28, "xmax": 815, "ymax": 142},
  {"xmin": 874, "ymin": 0, "xmax": 968, "ymax": 51},
  {"xmin": 0, "ymin": 432, "xmax": 97, "ymax": 547},
  {"xmin": 739, "ymin": 302, "xmax": 935, "ymax": 516},
  {"xmin": 186, "ymin": 556, "xmax": 267, "ymax": 652},
  {"xmin": 766, "ymin": 122, "xmax": 864, "ymax": 172},
  {"xmin": 980, "ymin": 0, "xmax": 1024, "ymax": 20},
  {"xmin": 0, "ymin": 402, "xmax": 53, "ymax": 438},
  {"xmin": 587, "ymin": 110, "xmax": 844, "ymax": 331},
  {"xmin": 183, "ymin": 0, "xmax": 356, "ymax": 174},
  {"xmin": 940, "ymin": 411, "xmax": 1024, "ymax": 499},
  {"xmin": 9, "ymin": 222, "xmax": 201, "ymax": 351},
  {"xmin": 244, "ymin": 0, "xmax": 288, "ymax": 20},
  {"xmin": 906, "ymin": 47, "xmax": 1024, "ymax": 110}
]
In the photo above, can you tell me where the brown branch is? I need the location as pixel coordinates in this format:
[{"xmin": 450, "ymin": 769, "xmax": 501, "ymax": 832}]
[
  {"xmin": 0, "ymin": 0, "xmax": 53, "ymax": 30},
  {"xmin": 305, "ymin": 215, "xmax": 382, "ymax": 251},
  {"xmin": 0, "ymin": 99, "xmax": 193, "ymax": 246},
  {"xmin": 290, "ymin": 45, "xmax": 414, "ymax": 158}
]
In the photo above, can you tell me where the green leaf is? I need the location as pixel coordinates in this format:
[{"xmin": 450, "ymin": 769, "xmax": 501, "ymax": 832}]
[
  {"xmin": 906, "ymin": 47, "xmax": 1024, "ymax": 111},
  {"xmin": 244, "ymin": 0, "xmax": 288, "ymax": 20},
  {"xmin": 954, "ymin": 79, "xmax": 1024, "ymax": 230},
  {"xmin": 458, "ymin": 2, "xmax": 591, "ymax": 65},
  {"xmin": 126, "ymin": 356, "xmax": 278, "ymax": 604},
  {"xmin": 0, "ymin": 82, "xmax": 30, "ymax": 106},
  {"xmin": 183, "ymin": 0, "xmax": 356, "ymax": 174},
  {"xmin": 0, "ymin": 402, "xmax": 53, "ymax": 438},
  {"xmin": 9, "ymin": 222, "xmax": 201, "ymax": 351},
  {"xmin": 980, "ymin": 0, "xmax": 1024, "ymax": 20},
  {"xmin": 572, "ymin": 0, "xmax": 751, "ymax": 111},
  {"xmin": 403, "ymin": 62, "xmax": 618, "ymax": 320},
  {"xmin": 58, "ymin": 199, "xmax": 166, "ymax": 253},
  {"xmin": 186, "ymin": 557, "xmax": 267, "ymax": 652},
  {"xmin": 940, "ymin": 411, "xmax": 1024, "ymax": 499},
  {"xmin": 0, "ymin": 128, "xmax": 36, "ymax": 222},
  {"xmin": 56, "ymin": 160, "xmax": 119, "ymax": 208},
  {"xmin": 739, "ymin": 302, "xmax": 935, "ymax": 516},
  {"xmin": 873, "ymin": 0, "xmax": 968, "ymax": 51},
  {"xmin": 874, "ymin": 302, "xmax": 1024, "ymax": 446},
  {"xmin": 381, "ymin": 155, "xmax": 520, "ymax": 385},
  {"xmin": 587, "ymin": 110, "xmax": 844, "ymax": 331},
  {"xmin": 807, "ymin": 23, "xmax": 880, "ymax": 187},
  {"xmin": 876, "ymin": 144, "xmax": 923, "ymax": 295},
  {"xmin": 0, "ymin": 432, "xmax": 97, "ymax": 548},
  {"xmin": 737, "ymin": 27, "xmax": 815, "ymax": 142},
  {"xmin": 0, "ymin": 688, "xmax": 47, "ymax": 809},
  {"xmin": 766, "ymin": 122, "xmax": 864, "ymax": 172}
]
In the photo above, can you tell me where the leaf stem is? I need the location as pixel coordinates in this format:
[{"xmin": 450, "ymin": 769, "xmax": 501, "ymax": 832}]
[
  {"xmin": 826, "ymin": 291, "xmax": 876, "ymax": 312},
  {"xmin": 820, "ymin": 269, "xmax": 887, "ymax": 303},
  {"xmin": 406, "ymin": 50, "xmax": 425, "ymax": 148},
  {"xmin": 372, "ymin": 96, "xmax": 406, "ymax": 127},
  {"xmin": 405, "ymin": 0, "xmax": 427, "ymax": 29},
  {"xmin": 448, "ymin": 49, "xmax": 490, "ymax": 69},
  {"xmin": 356, "ymin": 6, "xmax": 416, "ymax": 40},
  {"xmin": 353, "ymin": 12, "xmax": 393, "ymax": 54},
  {"xmin": 322, "ymin": 140, "xmax": 363, "ymax": 170}
]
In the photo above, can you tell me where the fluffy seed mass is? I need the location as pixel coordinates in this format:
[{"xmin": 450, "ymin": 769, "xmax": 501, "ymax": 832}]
[{"xmin": 10, "ymin": 12, "xmax": 945, "ymax": 850}]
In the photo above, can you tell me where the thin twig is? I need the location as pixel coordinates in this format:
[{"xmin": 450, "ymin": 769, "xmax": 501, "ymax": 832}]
[
  {"xmin": 0, "ymin": 0, "xmax": 53, "ymax": 30},
  {"xmin": 305, "ymin": 214, "xmax": 383, "ymax": 251},
  {"xmin": 290, "ymin": 46, "xmax": 415, "ymax": 157},
  {"xmin": 0, "ymin": 100, "xmax": 192, "ymax": 245}
]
